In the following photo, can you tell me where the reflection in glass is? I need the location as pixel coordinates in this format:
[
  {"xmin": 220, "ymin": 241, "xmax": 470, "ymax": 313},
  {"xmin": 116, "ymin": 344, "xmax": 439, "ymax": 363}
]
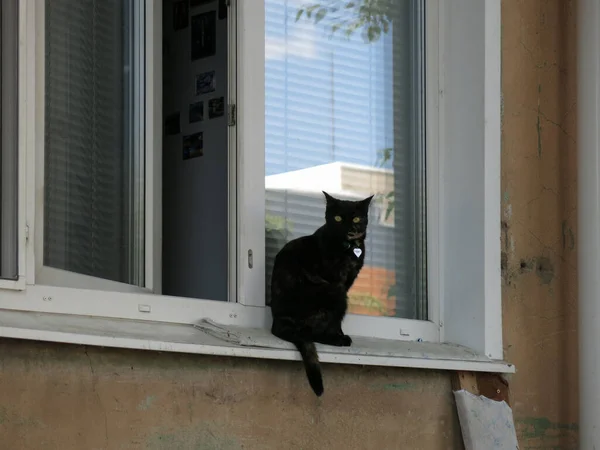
[{"xmin": 264, "ymin": 0, "xmax": 427, "ymax": 319}]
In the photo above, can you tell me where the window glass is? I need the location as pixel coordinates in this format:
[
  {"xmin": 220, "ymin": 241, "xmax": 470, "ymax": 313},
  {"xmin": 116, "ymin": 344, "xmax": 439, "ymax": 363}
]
[
  {"xmin": 44, "ymin": 0, "xmax": 145, "ymax": 285},
  {"xmin": 264, "ymin": 0, "xmax": 427, "ymax": 319},
  {"xmin": 0, "ymin": 0, "xmax": 19, "ymax": 280}
]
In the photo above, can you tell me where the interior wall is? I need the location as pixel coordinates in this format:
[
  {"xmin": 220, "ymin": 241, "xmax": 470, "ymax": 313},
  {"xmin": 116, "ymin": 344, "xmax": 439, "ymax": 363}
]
[
  {"xmin": 162, "ymin": 0, "xmax": 229, "ymax": 301},
  {"xmin": 501, "ymin": 0, "xmax": 579, "ymax": 447}
]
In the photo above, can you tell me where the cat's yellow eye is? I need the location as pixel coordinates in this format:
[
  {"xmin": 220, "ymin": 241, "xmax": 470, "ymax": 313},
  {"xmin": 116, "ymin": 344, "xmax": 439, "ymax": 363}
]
[
  {"xmin": 334, "ymin": 216, "xmax": 342, "ymax": 222},
  {"xmin": 352, "ymin": 217, "xmax": 361, "ymax": 223}
]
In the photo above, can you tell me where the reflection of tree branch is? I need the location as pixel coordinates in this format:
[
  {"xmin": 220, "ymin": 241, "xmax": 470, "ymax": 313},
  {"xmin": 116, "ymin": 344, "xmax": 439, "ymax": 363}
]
[
  {"xmin": 265, "ymin": 214, "xmax": 293, "ymax": 233},
  {"xmin": 374, "ymin": 147, "xmax": 394, "ymax": 220},
  {"xmin": 295, "ymin": 0, "xmax": 395, "ymax": 43},
  {"xmin": 297, "ymin": 2, "xmax": 397, "ymax": 225}
]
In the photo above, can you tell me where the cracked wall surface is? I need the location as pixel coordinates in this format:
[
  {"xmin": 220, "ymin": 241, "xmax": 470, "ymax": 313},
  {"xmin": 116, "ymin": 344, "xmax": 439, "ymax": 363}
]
[
  {"xmin": 0, "ymin": 1, "xmax": 580, "ymax": 449},
  {"xmin": 502, "ymin": 0, "xmax": 579, "ymax": 448},
  {"xmin": 0, "ymin": 340, "xmax": 463, "ymax": 450}
]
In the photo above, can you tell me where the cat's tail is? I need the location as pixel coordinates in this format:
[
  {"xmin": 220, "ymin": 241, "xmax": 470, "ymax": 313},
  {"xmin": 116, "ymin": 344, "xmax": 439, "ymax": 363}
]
[{"xmin": 294, "ymin": 341, "xmax": 323, "ymax": 396}]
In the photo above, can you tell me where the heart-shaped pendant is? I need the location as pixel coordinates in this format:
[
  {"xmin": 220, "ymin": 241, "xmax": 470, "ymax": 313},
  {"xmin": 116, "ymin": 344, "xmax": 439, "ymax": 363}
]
[{"xmin": 353, "ymin": 248, "xmax": 362, "ymax": 258}]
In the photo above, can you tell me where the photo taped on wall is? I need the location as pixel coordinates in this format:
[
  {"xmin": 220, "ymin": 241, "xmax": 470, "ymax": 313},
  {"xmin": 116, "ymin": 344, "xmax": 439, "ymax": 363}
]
[
  {"xmin": 189, "ymin": 101, "xmax": 204, "ymax": 123},
  {"xmin": 208, "ymin": 97, "xmax": 225, "ymax": 119},
  {"xmin": 191, "ymin": 10, "xmax": 217, "ymax": 60},
  {"xmin": 195, "ymin": 70, "xmax": 216, "ymax": 95},
  {"xmin": 182, "ymin": 132, "xmax": 204, "ymax": 160}
]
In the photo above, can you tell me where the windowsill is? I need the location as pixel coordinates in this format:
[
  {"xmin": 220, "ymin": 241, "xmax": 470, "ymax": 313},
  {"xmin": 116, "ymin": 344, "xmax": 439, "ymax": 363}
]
[{"xmin": 0, "ymin": 309, "xmax": 515, "ymax": 373}]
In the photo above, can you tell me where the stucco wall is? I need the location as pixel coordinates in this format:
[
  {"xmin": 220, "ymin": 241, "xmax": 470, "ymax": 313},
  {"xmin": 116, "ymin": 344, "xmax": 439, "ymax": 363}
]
[
  {"xmin": 502, "ymin": 0, "xmax": 579, "ymax": 448},
  {"xmin": 0, "ymin": 339, "xmax": 463, "ymax": 449},
  {"xmin": 0, "ymin": 1, "xmax": 579, "ymax": 449}
]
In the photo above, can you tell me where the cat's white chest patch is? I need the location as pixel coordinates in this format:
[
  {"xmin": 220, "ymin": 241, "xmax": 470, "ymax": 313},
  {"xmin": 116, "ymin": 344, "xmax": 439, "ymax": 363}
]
[{"xmin": 353, "ymin": 248, "xmax": 362, "ymax": 258}]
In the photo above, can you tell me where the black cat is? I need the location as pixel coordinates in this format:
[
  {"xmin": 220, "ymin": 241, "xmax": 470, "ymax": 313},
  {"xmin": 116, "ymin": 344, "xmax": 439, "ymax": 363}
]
[{"xmin": 270, "ymin": 191, "xmax": 374, "ymax": 396}]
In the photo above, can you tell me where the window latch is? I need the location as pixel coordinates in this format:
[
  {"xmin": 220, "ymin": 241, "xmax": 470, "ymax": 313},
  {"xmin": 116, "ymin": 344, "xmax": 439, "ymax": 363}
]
[{"xmin": 227, "ymin": 104, "xmax": 236, "ymax": 127}]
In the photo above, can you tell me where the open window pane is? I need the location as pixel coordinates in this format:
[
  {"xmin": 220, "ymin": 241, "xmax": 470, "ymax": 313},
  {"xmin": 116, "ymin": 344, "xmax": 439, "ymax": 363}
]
[
  {"xmin": 264, "ymin": 0, "xmax": 427, "ymax": 319},
  {"xmin": 0, "ymin": 0, "xmax": 18, "ymax": 280},
  {"xmin": 44, "ymin": 0, "xmax": 145, "ymax": 286}
]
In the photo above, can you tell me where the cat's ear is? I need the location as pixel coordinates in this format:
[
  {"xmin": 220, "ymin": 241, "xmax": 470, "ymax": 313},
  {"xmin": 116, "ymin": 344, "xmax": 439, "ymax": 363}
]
[
  {"xmin": 322, "ymin": 191, "xmax": 337, "ymax": 205},
  {"xmin": 360, "ymin": 194, "xmax": 374, "ymax": 208}
]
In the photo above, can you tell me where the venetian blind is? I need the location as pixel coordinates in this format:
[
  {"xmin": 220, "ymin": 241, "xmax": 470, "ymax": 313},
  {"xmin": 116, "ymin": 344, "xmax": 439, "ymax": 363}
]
[
  {"xmin": 44, "ymin": 0, "xmax": 130, "ymax": 283},
  {"xmin": 264, "ymin": 0, "xmax": 426, "ymax": 319},
  {"xmin": 0, "ymin": 0, "xmax": 19, "ymax": 280}
]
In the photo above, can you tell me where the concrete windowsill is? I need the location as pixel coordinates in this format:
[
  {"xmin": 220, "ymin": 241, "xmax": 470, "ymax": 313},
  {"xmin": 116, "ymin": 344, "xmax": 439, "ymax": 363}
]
[{"xmin": 0, "ymin": 309, "xmax": 515, "ymax": 373}]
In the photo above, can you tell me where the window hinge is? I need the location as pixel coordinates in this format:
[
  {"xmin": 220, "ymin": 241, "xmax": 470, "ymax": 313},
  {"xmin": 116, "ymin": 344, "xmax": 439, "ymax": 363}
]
[
  {"xmin": 25, "ymin": 224, "xmax": 29, "ymax": 242},
  {"xmin": 227, "ymin": 104, "xmax": 236, "ymax": 127}
]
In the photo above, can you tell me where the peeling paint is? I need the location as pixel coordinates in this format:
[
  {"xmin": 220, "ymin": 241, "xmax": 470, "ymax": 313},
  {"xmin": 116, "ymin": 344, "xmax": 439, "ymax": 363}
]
[
  {"xmin": 519, "ymin": 258, "xmax": 534, "ymax": 274},
  {"xmin": 537, "ymin": 84, "xmax": 543, "ymax": 157},
  {"xmin": 137, "ymin": 395, "xmax": 156, "ymax": 411},
  {"xmin": 147, "ymin": 423, "xmax": 242, "ymax": 450},
  {"xmin": 516, "ymin": 417, "xmax": 578, "ymax": 440},
  {"xmin": 504, "ymin": 203, "xmax": 513, "ymax": 220},
  {"xmin": 374, "ymin": 382, "xmax": 416, "ymax": 392},
  {"xmin": 562, "ymin": 220, "xmax": 575, "ymax": 251},
  {"xmin": 0, "ymin": 407, "xmax": 42, "ymax": 428},
  {"xmin": 502, "ymin": 220, "xmax": 510, "ymax": 252},
  {"xmin": 535, "ymin": 256, "xmax": 554, "ymax": 285}
]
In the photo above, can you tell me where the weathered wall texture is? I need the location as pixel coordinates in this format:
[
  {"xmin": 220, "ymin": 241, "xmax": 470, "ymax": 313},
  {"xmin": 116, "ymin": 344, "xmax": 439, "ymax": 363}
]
[
  {"xmin": 502, "ymin": 0, "xmax": 579, "ymax": 448},
  {"xmin": 0, "ymin": 1, "xmax": 580, "ymax": 449},
  {"xmin": 0, "ymin": 339, "xmax": 463, "ymax": 450}
]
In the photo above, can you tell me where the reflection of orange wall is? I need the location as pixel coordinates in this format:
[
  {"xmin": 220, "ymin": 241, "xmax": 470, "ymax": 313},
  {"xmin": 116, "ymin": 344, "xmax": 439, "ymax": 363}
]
[{"xmin": 348, "ymin": 265, "xmax": 395, "ymax": 316}]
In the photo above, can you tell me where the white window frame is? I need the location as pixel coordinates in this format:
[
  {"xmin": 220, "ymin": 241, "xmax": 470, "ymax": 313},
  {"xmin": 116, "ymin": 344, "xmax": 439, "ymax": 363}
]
[{"xmin": 0, "ymin": 0, "xmax": 508, "ymax": 373}]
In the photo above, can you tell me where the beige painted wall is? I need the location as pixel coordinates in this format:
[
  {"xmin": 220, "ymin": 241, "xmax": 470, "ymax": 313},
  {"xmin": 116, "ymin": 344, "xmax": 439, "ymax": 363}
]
[
  {"xmin": 0, "ymin": 1, "xmax": 579, "ymax": 448},
  {"xmin": 502, "ymin": 0, "xmax": 579, "ymax": 448},
  {"xmin": 0, "ymin": 340, "xmax": 462, "ymax": 449}
]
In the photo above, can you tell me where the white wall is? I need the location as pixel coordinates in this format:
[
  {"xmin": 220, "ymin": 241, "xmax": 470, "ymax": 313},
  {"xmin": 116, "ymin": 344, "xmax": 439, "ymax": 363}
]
[{"xmin": 162, "ymin": 0, "xmax": 228, "ymax": 301}]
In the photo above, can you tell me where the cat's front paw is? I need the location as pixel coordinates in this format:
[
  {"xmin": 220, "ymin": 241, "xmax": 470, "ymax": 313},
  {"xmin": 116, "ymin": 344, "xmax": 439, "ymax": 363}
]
[{"xmin": 340, "ymin": 334, "xmax": 352, "ymax": 346}]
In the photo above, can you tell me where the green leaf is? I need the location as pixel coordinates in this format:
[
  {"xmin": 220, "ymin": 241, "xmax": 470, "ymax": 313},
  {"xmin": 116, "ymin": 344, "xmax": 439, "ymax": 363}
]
[
  {"xmin": 385, "ymin": 203, "xmax": 394, "ymax": 221},
  {"xmin": 295, "ymin": 9, "xmax": 304, "ymax": 22},
  {"xmin": 366, "ymin": 24, "xmax": 381, "ymax": 42},
  {"xmin": 381, "ymin": 147, "xmax": 392, "ymax": 162},
  {"xmin": 382, "ymin": 19, "xmax": 389, "ymax": 34},
  {"xmin": 344, "ymin": 20, "xmax": 362, "ymax": 38},
  {"xmin": 387, "ymin": 284, "xmax": 398, "ymax": 299},
  {"xmin": 345, "ymin": 2, "xmax": 355, "ymax": 8},
  {"xmin": 315, "ymin": 7, "xmax": 327, "ymax": 23},
  {"xmin": 305, "ymin": 4, "xmax": 320, "ymax": 18}
]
